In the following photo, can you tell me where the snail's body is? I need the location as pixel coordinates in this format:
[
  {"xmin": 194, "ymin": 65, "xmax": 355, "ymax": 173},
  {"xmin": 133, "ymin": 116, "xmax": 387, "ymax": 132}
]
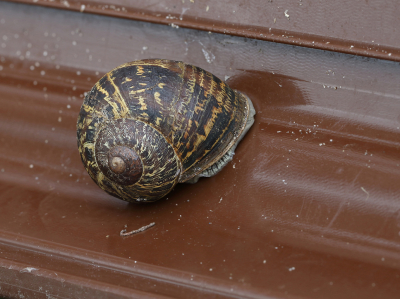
[{"xmin": 77, "ymin": 59, "xmax": 255, "ymax": 202}]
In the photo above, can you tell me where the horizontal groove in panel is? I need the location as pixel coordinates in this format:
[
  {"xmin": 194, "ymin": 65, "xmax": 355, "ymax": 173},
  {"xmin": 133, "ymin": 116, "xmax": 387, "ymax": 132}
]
[{"xmin": 4, "ymin": 0, "xmax": 400, "ymax": 62}]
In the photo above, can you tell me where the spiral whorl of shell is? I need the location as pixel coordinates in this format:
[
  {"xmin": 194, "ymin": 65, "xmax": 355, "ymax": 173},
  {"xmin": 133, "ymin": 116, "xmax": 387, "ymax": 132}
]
[{"xmin": 77, "ymin": 59, "xmax": 254, "ymax": 202}]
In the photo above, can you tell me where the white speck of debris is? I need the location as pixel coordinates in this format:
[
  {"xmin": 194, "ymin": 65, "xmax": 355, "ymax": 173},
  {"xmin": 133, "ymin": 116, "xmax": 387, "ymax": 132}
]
[
  {"xmin": 388, "ymin": 53, "xmax": 392, "ymax": 56},
  {"xmin": 232, "ymin": 163, "xmax": 236, "ymax": 169},
  {"xmin": 21, "ymin": 267, "xmax": 37, "ymax": 273},
  {"xmin": 202, "ymin": 48, "xmax": 215, "ymax": 63},
  {"xmin": 40, "ymin": 70, "xmax": 45, "ymax": 76},
  {"xmin": 170, "ymin": 23, "xmax": 179, "ymax": 29},
  {"xmin": 225, "ymin": 75, "xmax": 230, "ymax": 81},
  {"xmin": 209, "ymin": 268, "xmax": 213, "ymax": 271},
  {"xmin": 179, "ymin": 7, "xmax": 190, "ymax": 20},
  {"xmin": 361, "ymin": 187, "xmax": 369, "ymax": 200},
  {"xmin": 142, "ymin": 46, "xmax": 148, "ymax": 51},
  {"xmin": 62, "ymin": 0, "xmax": 70, "ymax": 7},
  {"xmin": 58, "ymin": 117, "xmax": 62, "ymax": 122},
  {"xmin": 288, "ymin": 267, "xmax": 295, "ymax": 272},
  {"xmin": 29, "ymin": 164, "xmax": 34, "ymax": 168},
  {"xmin": 80, "ymin": 4, "xmax": 85, "ymax": 12},
  {"xmin": 206, "ymin": 5, "xmax": 209, "ymax": 11},
  {"xmin": 76, "ymin": 71, "xmax": 81, "ymax": 75},
  {"xmin": 350, "ymin": 45, "xmax": 354, "ymax": 49},
  {"xmin": 219, "ymin": 197, "xmax": 223, "ymax": 203},
  {"xmin": 284, "ymin": 10, "xmax": 290, "ymax": 19}
]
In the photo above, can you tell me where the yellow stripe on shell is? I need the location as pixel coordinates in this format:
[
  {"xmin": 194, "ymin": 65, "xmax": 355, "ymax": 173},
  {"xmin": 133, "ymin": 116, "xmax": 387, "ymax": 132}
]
[
  {"xmin": 107, "ymin": 73, "xmax": 131, "ymax": 118},
  {"xmin": 154, "ymin": 92, "xmax": 163, "ymax": 106},
  {"xmin": 94, "ymin": 81, "xmax": 121, "ymax": 119}
]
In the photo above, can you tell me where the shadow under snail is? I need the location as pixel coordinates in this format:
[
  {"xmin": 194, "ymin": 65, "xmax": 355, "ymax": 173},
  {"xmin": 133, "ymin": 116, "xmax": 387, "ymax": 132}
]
[{"xmin": 77, "ymin": 59, "xmax": 255, "ymax": 203}]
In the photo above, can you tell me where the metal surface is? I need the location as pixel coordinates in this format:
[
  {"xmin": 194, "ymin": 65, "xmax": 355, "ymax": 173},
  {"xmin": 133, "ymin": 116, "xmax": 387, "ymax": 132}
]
[
  {"xmin": 6, "ymin": 0, "xmax": 400, "ymax": 62},
  {"xmin": 0, "ymin": 1, "xmax": 400, "ymax": 298}
]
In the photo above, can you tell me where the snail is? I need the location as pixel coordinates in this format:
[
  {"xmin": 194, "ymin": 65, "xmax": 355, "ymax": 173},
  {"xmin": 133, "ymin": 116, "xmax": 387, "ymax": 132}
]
[{"xmin": 77, "ymin": 59, "xmax": 255, "ymax": 202}]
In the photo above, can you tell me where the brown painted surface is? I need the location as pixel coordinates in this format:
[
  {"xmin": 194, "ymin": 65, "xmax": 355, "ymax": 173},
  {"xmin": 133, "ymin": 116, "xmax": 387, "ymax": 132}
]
[
  {"xmin": 0, "ymin": 2, "xmax": 400, "ymax": 298},
  {"xmin": 6, "ymin": 0, "xmax": 400, "ymax": 62}
]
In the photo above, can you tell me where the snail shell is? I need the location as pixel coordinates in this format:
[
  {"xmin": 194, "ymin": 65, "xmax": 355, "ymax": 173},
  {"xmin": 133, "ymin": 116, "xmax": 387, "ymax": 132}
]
[{"xmin": 77, "ymin": 59, "xmax": 255, "ymax": 202}]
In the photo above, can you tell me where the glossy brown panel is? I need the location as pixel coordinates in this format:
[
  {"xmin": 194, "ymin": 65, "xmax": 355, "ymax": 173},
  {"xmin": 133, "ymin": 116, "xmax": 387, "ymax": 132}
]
[
  {"xmin": 6, "ymin": 0, "xmax": 400, "ymax": 62},
  {"xmin": 0, "ymin": 2, "xmax": 400, "ymax": 299}
]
